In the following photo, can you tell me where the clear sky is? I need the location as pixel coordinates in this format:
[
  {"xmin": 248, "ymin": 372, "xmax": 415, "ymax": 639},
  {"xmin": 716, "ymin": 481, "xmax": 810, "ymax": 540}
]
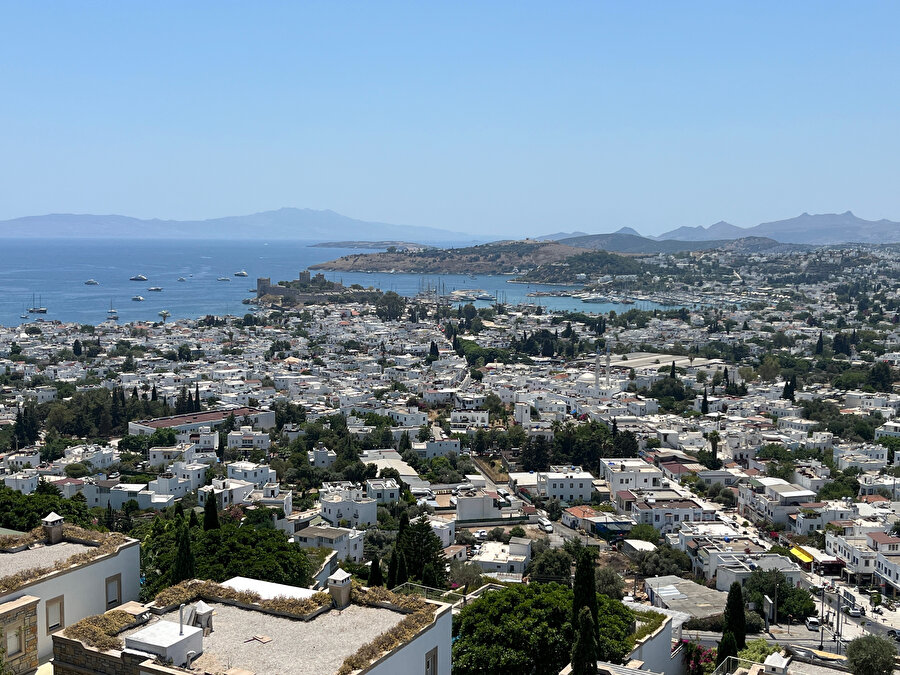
[{"xmin": 1, "ymin": 2, "xmax": 898, "ymax": 237}]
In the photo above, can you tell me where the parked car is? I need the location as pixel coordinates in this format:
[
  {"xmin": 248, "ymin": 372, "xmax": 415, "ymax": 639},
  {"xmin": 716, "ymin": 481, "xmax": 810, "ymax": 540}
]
[
  {"xmin": 475, "ymin": 529, "xmax": 488, "ymax": 540},
  {"xmin": 805, "ymin": 617, "xmax": 820, "ymax": 631},
  {"xmin": 844, "ymin": 606, "xmax": 862, "ymax": 618}
]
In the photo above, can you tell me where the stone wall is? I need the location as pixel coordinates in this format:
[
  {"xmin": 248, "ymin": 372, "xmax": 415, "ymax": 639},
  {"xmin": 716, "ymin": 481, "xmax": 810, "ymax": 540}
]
[
  {"xmin": 52, "ymin": 635, "xmax": 184, "ymax": 675},
  {"xmin": 0, "ymin": 595, "xmax": 39, "ymax": 675}
]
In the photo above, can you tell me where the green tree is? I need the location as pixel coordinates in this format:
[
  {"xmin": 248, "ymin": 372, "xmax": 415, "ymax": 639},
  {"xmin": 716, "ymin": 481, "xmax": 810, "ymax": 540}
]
[
  {"xmin": 375, "ymin": 291, "xmax": 405, "ymax": 321},
  {"xmin": 845, "ymin": 634, "xmax": 895, "ymax": 675},
  {"xmin": 724, "ymin": 581, "xmax": 747, "ymax": 649},
  {"xmin": 716, "ymin": 631, "xmax": 738, "ymax": 667},
  {"xmin": 595, "ymin": 566, "xmax": 625, "ymax": 600},
  {"xmin": 572, "ymin": 549, "xmax": 598, "ymax": 635},
  {"xmin": 628, "ymin": 524, "xmax": 660, "ymax": 543},
  {"xmin": 368, "ymin": 554, "xmax": 384, "ymax": 587},
  {"xmin": 203, "ymin": 496, "xmax": 220, "ymax": 530},
  {"xmin": 396, "ymin": 549, "xmax": 409, "ymax": 585},
  {"xmin": 171, "ymin": 522, "xmax": 195, "ymax": 584},
  {"xmin": 571, "ymin": 606, "xmax": 598, "ymax": 675}
]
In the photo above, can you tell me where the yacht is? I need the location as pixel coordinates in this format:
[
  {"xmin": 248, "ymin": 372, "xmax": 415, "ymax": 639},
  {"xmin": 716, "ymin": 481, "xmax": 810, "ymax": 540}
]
[
  {"xmin": 234, "ymin": 269, "xmax": 248, "ymax": 277},
  {"xmin": 28, "ymin": 294, "xmax": 47, "ymax": 314},
  {"xmin": 217, "ymin": 276, "xmax": 230, "ymax": 282},
  {"xmin": 177, "ymin": 277, "xmax": 186, "ymax": 282},
  {"xmin": 474, "ymin": 291, "xmax": 494, "ymax": 301},
  {"xmin": 147, "ymin": 286, "xmax": 163, "ymax": 292},
  {"xmin": 84, "ymin": 279, "xmax": 100, "ymax": 286},
  {"xmin": 129, "ymin": 274, "xmax": 148, "ymax": 281},
  {"xmin": 132, "ymin": 295, "xmax": 144, "ymax": 302}
]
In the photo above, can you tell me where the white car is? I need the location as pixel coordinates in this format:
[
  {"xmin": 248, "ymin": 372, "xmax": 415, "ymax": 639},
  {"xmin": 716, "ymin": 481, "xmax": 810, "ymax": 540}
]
[
  {"xmin": 475, "ymin": 529, "xmax": 488, "ymax": 540},
  {"xmin": 805, "ymin": 617, "xmax": 820, "ymax": 631}
]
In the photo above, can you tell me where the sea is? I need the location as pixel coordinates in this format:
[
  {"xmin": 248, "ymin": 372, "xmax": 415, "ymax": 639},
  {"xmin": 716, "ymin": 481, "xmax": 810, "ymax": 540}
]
[{"xmin": 0, "ymin": 238, "xmax": 679, "ymax": 327}]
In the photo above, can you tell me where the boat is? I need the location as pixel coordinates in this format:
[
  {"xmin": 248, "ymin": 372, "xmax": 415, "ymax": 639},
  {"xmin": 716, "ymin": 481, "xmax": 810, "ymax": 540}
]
[
  {"xmin": 234, "ymin": 270, "xmax": 248, "ymax": 277},
  {"xmin": 129, "ymin": 274, "xmax": 148, "ymax": 281},
  {"xmin": 177, "ymin": 277, "xmax": 186, "ymax": 282},
  {"xmin": 20, "ymin": 304, "xmax": 28, "ymax": 320},
  {"xmin": 217, "ymin": 277, "xmax": 230, "ymax": 282},
  {"xmin": 147, "ymin": 287, "xmax": 163, "ymax": 292},
  {"xmin": 474, "ymin": 292, "xmax": 494, "ymax": 301},
  {"xmin": 581, "ymin": 294, "xmax": 610, "ymax": 303},
  {"xmin": 132, "ymin": 295, "xmax": 144, "ymax": 302},
  {"xmin": 28, "ymin": 294, "xmax": 47, "ymax": 314},
  {"xmin": 84, "ymin": 279, "xmax": 100, "ymax": 286}
]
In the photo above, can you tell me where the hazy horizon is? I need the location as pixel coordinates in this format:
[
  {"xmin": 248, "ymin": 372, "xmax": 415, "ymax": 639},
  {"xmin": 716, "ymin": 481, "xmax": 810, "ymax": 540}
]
[{"xmin": 2, "ymin": 2, "xmax": 899, "ymax": 237}]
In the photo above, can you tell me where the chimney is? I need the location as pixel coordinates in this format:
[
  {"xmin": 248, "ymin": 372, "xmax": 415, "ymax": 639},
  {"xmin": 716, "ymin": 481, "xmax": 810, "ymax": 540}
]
[
  {"xmin": 327, "ymin": 569, "xmax": 352, "ymax": 609},
  {"xmin": 42, "ymin": 512, "xmax": 64, "ymax": 544}
]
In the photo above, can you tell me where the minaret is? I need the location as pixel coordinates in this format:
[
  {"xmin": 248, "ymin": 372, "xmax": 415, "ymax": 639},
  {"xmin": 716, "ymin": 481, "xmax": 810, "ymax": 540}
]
[
  {"xmin": 605, "ymin": 341, "xmax": 611, "ymax": 387},
  {"xmin": 594, "ymin": 345, "xmax": 601, "ymax": 395}
]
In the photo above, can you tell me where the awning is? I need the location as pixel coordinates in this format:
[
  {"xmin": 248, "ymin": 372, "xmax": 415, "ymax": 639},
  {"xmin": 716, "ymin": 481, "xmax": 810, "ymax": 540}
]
[{"xmin": 790, "ymin": 546, "xmax": 814, "ymax": 564}]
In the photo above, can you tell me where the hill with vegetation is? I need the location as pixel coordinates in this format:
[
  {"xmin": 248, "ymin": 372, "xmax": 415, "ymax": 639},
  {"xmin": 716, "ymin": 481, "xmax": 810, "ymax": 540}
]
[
  {"xmin": 557, "ymin": 232, "xmax": 794, "ymax": 254},
  {"xmin": 515, "ymin": 249, "xmax": 646, "ymax": 284},
  {"xmin": 308, "ymin": 240, "xmax": 588, "ymax": 274}
]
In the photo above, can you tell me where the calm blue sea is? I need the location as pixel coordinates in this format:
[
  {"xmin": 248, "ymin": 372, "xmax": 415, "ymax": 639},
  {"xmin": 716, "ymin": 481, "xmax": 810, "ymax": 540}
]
[{"xmin": 0, "ymin": 239, "xmax": 675, "ymax": 327}]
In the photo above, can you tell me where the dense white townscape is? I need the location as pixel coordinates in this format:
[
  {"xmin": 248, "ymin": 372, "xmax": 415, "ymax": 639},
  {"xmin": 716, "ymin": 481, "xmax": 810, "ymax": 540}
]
[{"xmin": 0, "ymin": 244, "xmax": 899, "ymax": 675}]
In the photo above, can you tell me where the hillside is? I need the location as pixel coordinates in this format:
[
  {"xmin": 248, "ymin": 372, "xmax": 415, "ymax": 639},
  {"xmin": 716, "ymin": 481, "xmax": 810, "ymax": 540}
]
[
  {"xmin": 0, "ymin": 208, "xmax": 469, "ymax": 242},
  {"xmin": 656, "ymin": 211, "xmax": 900, "ymax": 245},
  {"xmin": 515, "ymin": 249, "xmax": 646, "ymax": 284},
  {"xmin": 308, "ymin": 240, "xmax": 589, "ymax": 274},
  {"xmin": 556, "ymin": 232, "xmax": 793, "ymax": 254}
]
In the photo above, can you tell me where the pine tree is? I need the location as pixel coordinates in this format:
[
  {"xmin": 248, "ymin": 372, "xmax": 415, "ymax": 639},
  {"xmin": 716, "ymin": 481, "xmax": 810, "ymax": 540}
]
[
  {"xmin": 171, "ymin": 522, "xmax": 195, "ymax": 583},
  {"xmin": 716, "ymin": 631, "xmax": 738, "ymax": 667},
  {"xmin": 368, "ymin": 554, "xmax": 384, "ymax": 587},
  {"xmin": 572, "ymin": 548, "xmax": 598, "ymax": 634},
  {"xmin": 387, "ymin": 548, "xmax": 399, "ymax": 588},
  {"xmin": 203, "ymin": 495, "xmax": 220, "ymax": 530},
  {"xmin": 724, "ymin": 582, "xmax": 746, "ymax": 649},
  {"xmin": 570, "ymin": 606, "xmax": 598, "ymax": 675}
]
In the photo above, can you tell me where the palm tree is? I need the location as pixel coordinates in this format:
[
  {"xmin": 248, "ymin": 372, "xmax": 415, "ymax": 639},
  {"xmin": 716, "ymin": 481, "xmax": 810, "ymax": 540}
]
[{"xmin": 158, "ymin": 310, "xmax": 170, "ymax": 322}]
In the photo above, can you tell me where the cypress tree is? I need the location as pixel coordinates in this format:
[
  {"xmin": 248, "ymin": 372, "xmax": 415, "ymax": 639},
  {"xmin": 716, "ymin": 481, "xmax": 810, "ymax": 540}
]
[
  {"xmin": 670, "ymin": 361, "xmax": 676, "ymax": 379},
  {"xmin": 189, "ymin": 509, "xmax": 199, "ymax": 528},
  {"xmin": 194, "ymin": 384, "xmax": 201, "ymax": 412},
  {"xmin": 716, "ymin": 631, "xmax": 738, "ymax": 667},
  {"xmin": 701, "ymin": 388, "xmax": 709, "ymax": 415},
  {"xmin": 572, "ymin": 549, "xmax": 598, "ymax": 634},
  {"xmin": 105, "ymin": 501, "xmax": 116, "ymax": 531},
  {"xmin": 368, "ymin": 554, "xmax": 384, "ymax": 587},
  {"xmin": 73, "ymin": 339, "xmax": 82, "ymax": 356},
  {"xmin": 724, "ymin": 581, "xmax": 746, "ymax": 649},
  {"xmin": 387, "ymin": 548, "xmax": 399, "ymax": 588},
  {"xmin": 815, "ymin": 332, "xmax": 824, "ymax": 355},
  {"xmin": 571, "ymin": 606, "xmax": 598, "ymax": 675},
  {"xmin": 396, "ymin": 550, "xmax": 409, "ymax": 585},
  {"xmin": 203, "ymin": 495, "xmax": 220, "ymax": 530},
  {"xmin": 151, "ymin": 385, "xmax": 157, "ymax": 401},
  {"xmin": 171, "ymin": 523, "xmax": 195, "ymax": 583}
]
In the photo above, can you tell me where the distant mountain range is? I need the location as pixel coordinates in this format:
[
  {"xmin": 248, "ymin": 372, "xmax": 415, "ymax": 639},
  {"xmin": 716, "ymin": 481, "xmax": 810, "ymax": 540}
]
[
  {"xmin": 0, "ymin": 208, "xmax": 471, "ymax": 243},
  {"xmin": 655, "ymin": 211, "xmax": 900, "ymax": 245}
]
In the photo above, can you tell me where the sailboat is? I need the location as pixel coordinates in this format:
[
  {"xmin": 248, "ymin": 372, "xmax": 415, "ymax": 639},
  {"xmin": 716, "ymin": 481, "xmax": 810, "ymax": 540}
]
[
  {"xmin": 107, "ymin": 300, "xmax": 118, "ymax": 319},
  {"xmin": 20, "ymin": 304, "xmax": 28, "ymax": 320},
  {"xmin": 28, "ymin": 294, "xmax": 47, "ymax": 314}
]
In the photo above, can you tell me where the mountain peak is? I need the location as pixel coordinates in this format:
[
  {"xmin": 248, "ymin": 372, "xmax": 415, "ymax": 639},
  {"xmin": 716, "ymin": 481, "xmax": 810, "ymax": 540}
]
[{"xmin": 614, "ymin": 226, "xmax": 641, "ymax": 236}]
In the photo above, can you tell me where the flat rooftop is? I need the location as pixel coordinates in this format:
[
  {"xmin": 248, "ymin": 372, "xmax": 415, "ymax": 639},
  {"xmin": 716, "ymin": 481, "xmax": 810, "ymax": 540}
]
[
  {"xmin": 0, "ymin": 541, "xmax": 92, "ymax": 579},
  {"xmin": 122, "ymin": 602, "xmax": 406, "ymax": 675}
]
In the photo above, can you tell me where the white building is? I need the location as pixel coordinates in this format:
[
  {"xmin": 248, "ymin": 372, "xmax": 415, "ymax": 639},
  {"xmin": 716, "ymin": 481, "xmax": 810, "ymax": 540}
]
[
  {"xmin": 536, "ymin": 465, "xmax": 595, "ymax": 504},
  {"xmin": 471, "ymin": 537, "xmax": 532, "ymax": 576},
  {"xmin": 366, "ymin": 477, "xmax": 402, "ymax": 504},
  {"xmin": 226, "ymin": 425, "xmax": 271, "ymax": 452},
  {"xmin": 319, "ymin": 482, "xmax": 377, "ymax": 528},
  {"xmin": 0, "ymin": 514, "xmax": 140, "ymax": 663},
  {"xmin": 292, "ymin": 524, "xmax": 364, "ymax": 562},
  {"xmin": 226, "ymin": 460, "xmax": 277, "ymax": 488},
  {"xmin": 198, "ymin": 478, "xmax": 255, "ymax": 512}
]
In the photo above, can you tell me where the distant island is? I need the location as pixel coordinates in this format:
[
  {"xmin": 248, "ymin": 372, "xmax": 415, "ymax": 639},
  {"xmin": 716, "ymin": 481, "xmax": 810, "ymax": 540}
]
[{"xmin": 310, "ymin": 240, "xmax": 435, "ymax": 251}]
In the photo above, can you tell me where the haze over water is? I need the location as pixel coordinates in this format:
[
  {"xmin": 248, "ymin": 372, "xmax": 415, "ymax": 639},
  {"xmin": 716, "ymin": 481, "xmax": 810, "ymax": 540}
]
[{"xmin": 0, "ymin": 239, "xmax": 677, "ymax": 327}]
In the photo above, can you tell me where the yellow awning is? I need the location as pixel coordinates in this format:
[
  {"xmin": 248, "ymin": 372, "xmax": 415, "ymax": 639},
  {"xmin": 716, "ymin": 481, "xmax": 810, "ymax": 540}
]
[{"xmin": 790, "ymin": 546, "xmax": 814, "ymax": 564}]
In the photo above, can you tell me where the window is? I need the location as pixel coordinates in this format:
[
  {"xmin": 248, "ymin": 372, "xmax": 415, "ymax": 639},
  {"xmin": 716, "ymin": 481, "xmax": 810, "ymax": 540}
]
[
  {"xmin": 105, "ymin": 574, "xmax": 122, "ymax": 609},
  {"xmin": 5, "ymin": 623, "xmax": 22, "ymax": 657},
  {"xmin": 46, "ymin": 596, "xmax": 65, "ymax": 633},
  {"xmin": 425, "ymin": 647, "xmax": 438, "ymax": 675}
]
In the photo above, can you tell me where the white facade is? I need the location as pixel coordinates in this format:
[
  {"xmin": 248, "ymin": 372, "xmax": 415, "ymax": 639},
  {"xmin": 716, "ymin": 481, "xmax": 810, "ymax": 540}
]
[
  {"xmin": 227, "ymin": 461, "xmax": 277, "ymax": 488},
  {"xmin": 366, "ymin": 478, "xmax": 402, "ymax": 504},
  {"xmin": 536, "ymin": 465, "xmax": 595, "ymax": 503},
  {"xmin": 226, "ymin": 425, "xmax": 272, "ymax": 451}
]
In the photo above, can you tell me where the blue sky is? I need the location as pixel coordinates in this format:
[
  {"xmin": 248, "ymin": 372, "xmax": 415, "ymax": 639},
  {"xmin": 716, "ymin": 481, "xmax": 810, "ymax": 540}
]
[{"xmin": 1, "ymin": 2, "xmax": 898, "ymax": 236}]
